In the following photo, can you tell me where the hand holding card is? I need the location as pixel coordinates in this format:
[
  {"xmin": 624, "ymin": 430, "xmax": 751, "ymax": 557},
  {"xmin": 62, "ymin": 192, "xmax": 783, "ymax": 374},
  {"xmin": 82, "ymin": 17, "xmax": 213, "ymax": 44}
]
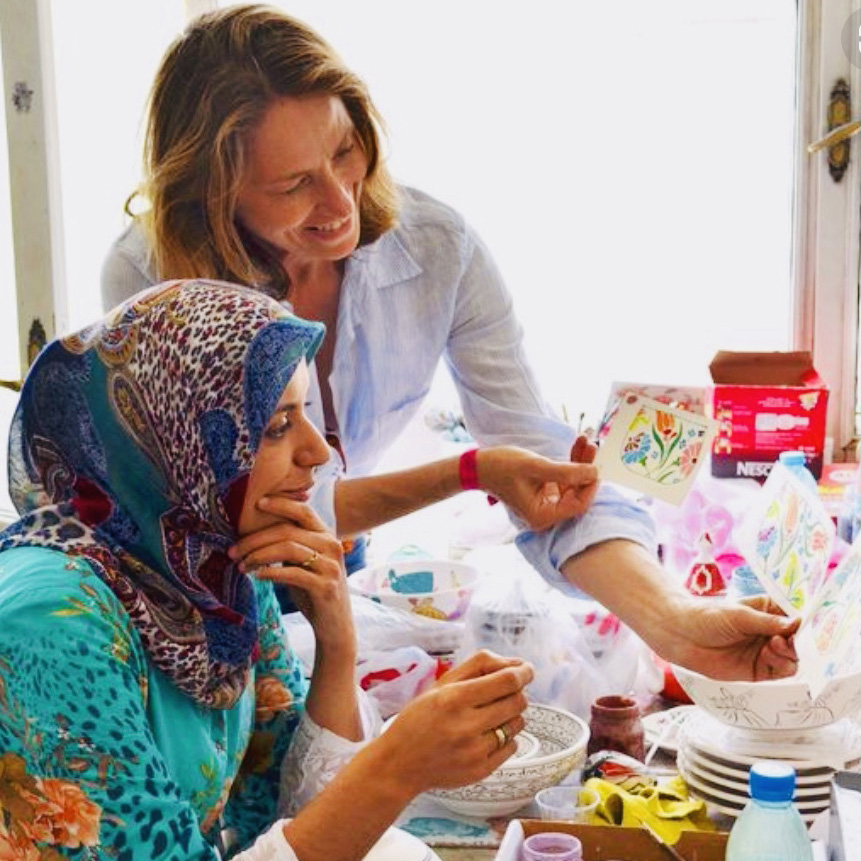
[
  {"xmin": 593, "ymin": 393, "xmax": 718, "ymax": 506},
  {"xmin": 735, "ymin": 461, "xmax": 861, "ymax": 697}
]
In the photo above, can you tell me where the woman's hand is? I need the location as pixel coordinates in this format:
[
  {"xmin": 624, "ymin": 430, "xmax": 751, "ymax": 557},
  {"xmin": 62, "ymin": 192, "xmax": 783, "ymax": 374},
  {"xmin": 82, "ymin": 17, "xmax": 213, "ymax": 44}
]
[
  {"xmin": 373, "ymin": 651, "xmax": 535, "ymax": 795},
  {"xmin": 664, "ymin": 594, "xmax": 800, "ymax": 681},
  {"xmin": 282, "ymin": 651, "xmax": 534, "ymax": 861},
  {"xmin": 229, "ymin": 496, "xmax": 352, "ymax": 649},
  {"xmin": 478, "ymin": 439, "xmax": 599, "ymax": 530}
]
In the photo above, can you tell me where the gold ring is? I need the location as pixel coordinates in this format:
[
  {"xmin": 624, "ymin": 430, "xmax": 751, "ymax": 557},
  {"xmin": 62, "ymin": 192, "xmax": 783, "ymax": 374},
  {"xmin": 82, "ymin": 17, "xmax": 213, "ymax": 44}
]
[
  {"xmin": 299, "ymin": 550, "xmax": 319, "ymax": 570},
  {"xmin": 493, "ymin": 725, "xmax": 507, "ymax": 750}
]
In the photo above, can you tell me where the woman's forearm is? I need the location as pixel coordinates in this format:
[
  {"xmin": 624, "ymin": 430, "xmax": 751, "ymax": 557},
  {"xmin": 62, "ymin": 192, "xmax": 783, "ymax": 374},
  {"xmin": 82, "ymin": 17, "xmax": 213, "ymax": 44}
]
[
  {"xmin": 560, "ymin": 538, "xmax": 686, "ymax": 656},
  {"xmin": 282, "ymin": 736, "xmax": 419, "ymax": 860},
  {"xmin": 559, "ymin": 539, "xmax": 799, "ymax": 681},
  {"xmin": 332, "ymin": 458, "xmax": 463, "ymax": 538},
  {"xmin": 303, "ymin": 639, "xmax": 362, "ymax": 742},
  {"xmin": 332, "ymin": 446, "xmax": 598, "ymax": 538}
]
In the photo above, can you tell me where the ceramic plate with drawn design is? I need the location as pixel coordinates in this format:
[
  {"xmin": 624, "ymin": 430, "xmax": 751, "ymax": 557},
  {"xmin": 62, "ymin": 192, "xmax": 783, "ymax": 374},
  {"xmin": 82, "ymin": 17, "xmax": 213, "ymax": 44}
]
[
  {"xmin": 361, "ymin": 826, "xmax": 443, "ymax": 861},
  {"xmin": 641, "ymin": 705, "xmax": 698, "ymax": 753}
]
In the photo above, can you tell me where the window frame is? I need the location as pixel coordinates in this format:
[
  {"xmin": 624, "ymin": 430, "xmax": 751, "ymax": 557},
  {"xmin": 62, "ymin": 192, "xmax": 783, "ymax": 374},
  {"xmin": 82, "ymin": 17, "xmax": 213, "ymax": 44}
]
[
  {"xmin": 0, "ymin": 0, "xmax": 67, "ymax": 378},
  {"xmin": 794, "ymin": 0, "xmax": 861, "ymax": 461}
]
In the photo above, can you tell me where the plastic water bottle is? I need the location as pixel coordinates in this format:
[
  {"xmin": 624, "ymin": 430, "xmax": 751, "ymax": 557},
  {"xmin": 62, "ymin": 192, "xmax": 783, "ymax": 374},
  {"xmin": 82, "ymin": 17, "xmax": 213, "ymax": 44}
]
[
  {"xmin": 778, "ymin": 450, "xmax": 818, "ymax": 494},
  {"xmin": 725, "ymin": 761, "xmax": 813, "ymax": 861}
]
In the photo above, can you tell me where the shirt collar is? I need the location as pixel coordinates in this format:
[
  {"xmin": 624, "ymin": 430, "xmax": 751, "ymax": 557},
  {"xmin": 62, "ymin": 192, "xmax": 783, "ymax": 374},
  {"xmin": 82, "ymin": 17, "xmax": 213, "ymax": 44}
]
[{"xmin": 350, "ymin": 228, "xmax": 422, "ymax": 289}]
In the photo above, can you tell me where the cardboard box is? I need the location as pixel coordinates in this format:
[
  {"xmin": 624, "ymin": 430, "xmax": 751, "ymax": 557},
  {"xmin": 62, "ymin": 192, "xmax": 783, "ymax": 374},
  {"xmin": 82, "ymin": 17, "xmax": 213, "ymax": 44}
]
[
  {"xmin": 818, "ymin": 463, "xmax": 859, "ymax": 522},
  {"xmin": 707, "ymin": 351, "xmax": 828, "ymax": 481},
  {"xmin": 494, "ymin": 819, "xmax": 728, "ymax": 861}
]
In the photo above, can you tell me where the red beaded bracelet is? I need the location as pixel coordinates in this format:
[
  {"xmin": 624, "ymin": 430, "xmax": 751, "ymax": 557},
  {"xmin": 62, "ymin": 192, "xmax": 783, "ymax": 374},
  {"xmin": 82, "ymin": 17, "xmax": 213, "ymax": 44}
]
[{"xmin": 459, "ymin": 447, "xmax": 481, "ymax": 490}]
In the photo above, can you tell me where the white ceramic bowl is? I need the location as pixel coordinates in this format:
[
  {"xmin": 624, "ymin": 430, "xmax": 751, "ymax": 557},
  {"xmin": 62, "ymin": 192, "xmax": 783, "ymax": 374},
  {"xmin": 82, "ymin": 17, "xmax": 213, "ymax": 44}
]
[
  {"xmin": 425, "ymin": 703, "xmax": 589, "ymax": 817},
  {"xmin": 349, "ymin": 559, "xmax": 479, "ymax": 621},
  {"xmin": 671, "ymin": 664, "xmax": 861, "ymax": 731}
]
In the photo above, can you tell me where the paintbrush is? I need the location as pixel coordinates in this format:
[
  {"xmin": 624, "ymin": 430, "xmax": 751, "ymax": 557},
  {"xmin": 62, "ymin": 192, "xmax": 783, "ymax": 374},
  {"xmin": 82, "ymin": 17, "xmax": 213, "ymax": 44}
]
[{"xmin": 639, "ymin": 821, "xmax": 687, "ymax": 861}]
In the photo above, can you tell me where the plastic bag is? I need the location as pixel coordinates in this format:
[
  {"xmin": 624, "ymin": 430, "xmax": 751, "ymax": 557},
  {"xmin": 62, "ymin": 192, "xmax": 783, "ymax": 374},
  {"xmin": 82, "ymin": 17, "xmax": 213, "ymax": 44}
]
[
  {"xmin": 456, "ymin": 551, "xmax": 657, "ymax": 722},
  {"xmin": 282, "ymin": 591, "xmax": 466, "ymax": 675},
  {"xmin": 357, "ymin": 645, "xmax": 440, "ymax": 719}
]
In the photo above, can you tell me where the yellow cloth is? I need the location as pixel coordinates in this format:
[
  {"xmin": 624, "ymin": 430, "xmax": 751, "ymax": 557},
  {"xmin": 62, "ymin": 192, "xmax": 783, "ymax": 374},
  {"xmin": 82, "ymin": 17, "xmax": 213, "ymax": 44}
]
[{"xmin": 585, "ymin": 775, "xmax": 716, "ymax": 844}]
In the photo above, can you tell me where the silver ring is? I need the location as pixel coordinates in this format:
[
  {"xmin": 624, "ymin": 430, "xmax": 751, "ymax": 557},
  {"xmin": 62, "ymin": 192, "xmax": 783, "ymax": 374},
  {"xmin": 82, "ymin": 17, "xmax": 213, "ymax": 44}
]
[
  {"xmin": 299, "ymin": 550, "xmax": 319, "ymax": 570},
  {"xmin": 493, "ymin": 725, "xmax": 508, "ymax": 750}
]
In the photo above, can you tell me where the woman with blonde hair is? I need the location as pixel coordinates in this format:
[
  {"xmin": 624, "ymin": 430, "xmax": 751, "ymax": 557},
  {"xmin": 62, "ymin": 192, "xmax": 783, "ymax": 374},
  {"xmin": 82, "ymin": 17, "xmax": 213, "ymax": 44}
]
[{"xmin": 102, "ymin": 5, "xmax": 799, "ymax": 683}]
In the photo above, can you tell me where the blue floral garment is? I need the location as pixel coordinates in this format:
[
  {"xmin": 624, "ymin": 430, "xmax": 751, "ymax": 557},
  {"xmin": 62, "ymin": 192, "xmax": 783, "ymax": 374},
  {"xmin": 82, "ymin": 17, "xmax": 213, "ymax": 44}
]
[
  {"xmin": 0, "ymin": 546, "xmax": 307, "ymax": 859},
  {"xmin": 0, "ymin": 280, "xmax": 326, "ymax": 857}
]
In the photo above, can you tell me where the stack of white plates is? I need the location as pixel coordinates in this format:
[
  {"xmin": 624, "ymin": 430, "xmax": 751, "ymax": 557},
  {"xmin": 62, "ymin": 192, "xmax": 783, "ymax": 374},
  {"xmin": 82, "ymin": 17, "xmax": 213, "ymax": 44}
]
[{"xmin": 677, "ymin": 710, "xmax": 861, "ymax": 823}]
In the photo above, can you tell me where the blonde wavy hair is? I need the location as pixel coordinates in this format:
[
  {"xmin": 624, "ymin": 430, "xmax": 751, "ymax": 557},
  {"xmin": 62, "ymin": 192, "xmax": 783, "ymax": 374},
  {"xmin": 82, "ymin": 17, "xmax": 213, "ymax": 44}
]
[{"xmin": 129, "ymin": 4, "xmax": 399, "ymax": 298}]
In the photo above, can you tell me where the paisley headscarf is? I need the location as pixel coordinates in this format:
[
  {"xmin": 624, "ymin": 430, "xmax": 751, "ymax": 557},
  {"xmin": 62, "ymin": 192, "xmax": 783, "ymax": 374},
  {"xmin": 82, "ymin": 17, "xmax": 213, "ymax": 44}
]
[{"xmin": 0, "ymin": 279, "xmax": 324, "ymax": 708}]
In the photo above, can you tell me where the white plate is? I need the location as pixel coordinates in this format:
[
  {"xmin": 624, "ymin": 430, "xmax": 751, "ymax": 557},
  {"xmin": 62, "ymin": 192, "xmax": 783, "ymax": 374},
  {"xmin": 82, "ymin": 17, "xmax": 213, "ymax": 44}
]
[
  {"xmin": 680, "ymin": 750, "xmax": 832, "ymax": 800},
  {"xmin": 642, "ymin": 705, "xmax": 698, "ymax": 754},
  {"xmin": 678, "ymin": 753, "xmax": 831, "ymax": 811},
  {"xmin": 679, "ymin": 710, "xmax": 861, "ymax": 770},
  {"xmin": 362, "ymin": 827, "xmax": 442, "ymax": 861},
  {"xmin": 686, "ymin": 743, "xmax": 836, "ymax": 779},
  {"xmin": 686, "ymin": 739, "xmax": 835, "ymax": 776},
  {"xmin": 680, "ymin": 742, "xmax": 835, "ymax": 785},
  {"xmin": 678, "ymin": 769, "xmax": 827, "ymax": 826}
]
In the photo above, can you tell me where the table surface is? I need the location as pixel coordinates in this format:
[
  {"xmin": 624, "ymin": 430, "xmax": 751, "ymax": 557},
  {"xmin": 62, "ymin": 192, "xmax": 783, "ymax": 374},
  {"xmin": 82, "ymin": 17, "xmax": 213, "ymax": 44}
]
[{"xmin": 437, "ymin": 849, "xmax": 495, "ymax": 861}]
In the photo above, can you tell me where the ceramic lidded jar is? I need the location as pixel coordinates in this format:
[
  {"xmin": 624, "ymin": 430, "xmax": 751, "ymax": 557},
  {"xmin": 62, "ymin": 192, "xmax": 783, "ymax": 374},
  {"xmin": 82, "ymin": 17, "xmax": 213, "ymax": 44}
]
[{"xmin": 587, "ymin": 694, "xmax": 645, "ymax": 761}]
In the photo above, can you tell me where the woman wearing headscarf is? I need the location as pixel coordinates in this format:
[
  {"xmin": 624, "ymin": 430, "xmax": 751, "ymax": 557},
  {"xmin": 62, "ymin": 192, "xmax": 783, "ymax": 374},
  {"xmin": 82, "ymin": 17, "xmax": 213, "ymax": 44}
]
[{"xmin": 0, "ymin": 279, "xmax": 580, "ymax": 859}]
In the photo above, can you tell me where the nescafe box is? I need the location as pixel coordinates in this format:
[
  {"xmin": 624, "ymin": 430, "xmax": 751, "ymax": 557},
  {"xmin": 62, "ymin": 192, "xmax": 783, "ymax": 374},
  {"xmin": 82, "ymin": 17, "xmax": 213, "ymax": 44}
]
[{"xmin": 707, "ymin": 350, "xmax": 829, "ymax": 481}]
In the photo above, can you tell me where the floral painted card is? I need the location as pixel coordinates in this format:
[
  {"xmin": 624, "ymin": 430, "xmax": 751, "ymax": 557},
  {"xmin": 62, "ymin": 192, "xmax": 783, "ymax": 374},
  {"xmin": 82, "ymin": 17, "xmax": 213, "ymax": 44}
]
[
  {"xmin": 731, "ymin": 460, "xmax": 861, "ymax": 697},
  {"xmin": 795, "ymin": 537, "xmax": 861, "ymax": 697},
  {"xmin": 735, "ymin": 460, "xmax": 835, "ymax": 618},
  {"xmin": 593, "ymin": 393, "xmax": 718, "ymax": 506}
]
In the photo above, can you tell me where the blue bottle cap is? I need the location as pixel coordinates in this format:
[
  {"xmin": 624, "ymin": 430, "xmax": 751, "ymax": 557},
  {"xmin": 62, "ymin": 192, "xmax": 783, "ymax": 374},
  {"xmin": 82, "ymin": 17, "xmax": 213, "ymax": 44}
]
[
  {"xmin": 779, "ymin": 450, "xmax": 807, "ymax": 468},
  {"xmin": 749, "ymin": 760, "xmax": 796, "ymax": 802}
]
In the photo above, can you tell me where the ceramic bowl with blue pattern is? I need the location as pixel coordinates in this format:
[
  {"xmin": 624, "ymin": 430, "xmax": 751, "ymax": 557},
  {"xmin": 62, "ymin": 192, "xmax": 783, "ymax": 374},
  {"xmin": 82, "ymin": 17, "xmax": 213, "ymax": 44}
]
[{"xmin": 349, "ymin": 559, "xmax": 480, "ymax": 621}]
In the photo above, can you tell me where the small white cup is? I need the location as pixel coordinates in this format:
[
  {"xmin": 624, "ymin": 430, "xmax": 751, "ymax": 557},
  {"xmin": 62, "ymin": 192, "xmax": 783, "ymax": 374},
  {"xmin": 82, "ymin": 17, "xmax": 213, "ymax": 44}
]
[{"xmin": 534, "ymin": 785, "xmax": 599, "ymax": 823}]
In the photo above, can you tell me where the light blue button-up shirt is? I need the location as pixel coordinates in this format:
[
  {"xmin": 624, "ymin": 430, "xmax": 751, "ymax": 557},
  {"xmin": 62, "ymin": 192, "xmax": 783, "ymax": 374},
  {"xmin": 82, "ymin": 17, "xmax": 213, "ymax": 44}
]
[{"xmin": 101, "ymin": 185, "xmax": 656, "ymax": 592}]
